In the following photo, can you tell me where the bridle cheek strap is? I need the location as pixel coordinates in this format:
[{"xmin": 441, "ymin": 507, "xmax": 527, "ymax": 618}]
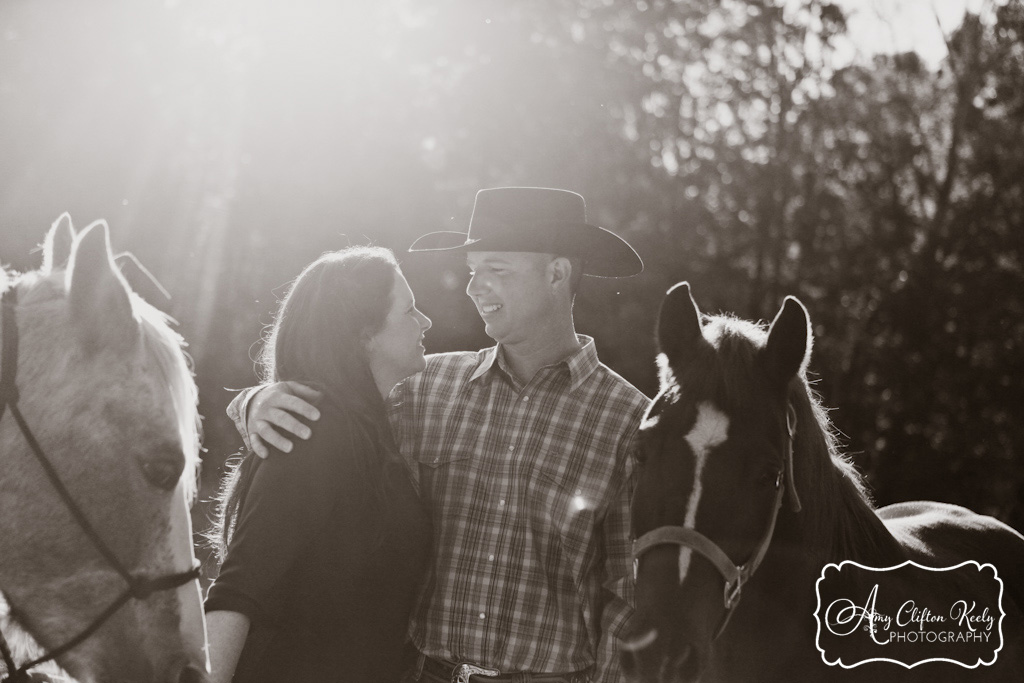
[{"xmin": 631, "ymin": 404, "xmax": 798, "ymax": 640}]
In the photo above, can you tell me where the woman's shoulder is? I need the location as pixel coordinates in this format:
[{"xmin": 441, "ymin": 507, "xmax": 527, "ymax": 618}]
[
  {"xmin": 289, "ymin": 401, "xmax": 378, "ymax": 468},
  {"xmin": 247, "ymin": 406, "xmax": 375, "ymax": 512}
]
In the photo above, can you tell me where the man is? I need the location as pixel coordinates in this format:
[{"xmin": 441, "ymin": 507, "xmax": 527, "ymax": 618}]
[{"xmin": 229, "ymin": 187, "xmax": 649, "ymax": 683}]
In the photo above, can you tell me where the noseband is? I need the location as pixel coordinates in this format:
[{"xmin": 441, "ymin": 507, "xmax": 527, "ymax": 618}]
[
  {"xmin": 632, "ymin": 403, "xmax": 801, "ymax": 640},
  {"xmin": 0, "ymin": 288, "xmax": 200, "ymax": 683}
]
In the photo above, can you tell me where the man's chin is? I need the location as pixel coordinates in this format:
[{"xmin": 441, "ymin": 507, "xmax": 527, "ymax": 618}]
[{"xmin": 483, "ymin": 327, "xmax": 507, "ymax": 345}]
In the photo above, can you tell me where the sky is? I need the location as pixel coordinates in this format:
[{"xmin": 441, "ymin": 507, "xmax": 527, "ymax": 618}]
[{"xmin": 831, "ymin": 0, "xmax": 991, "ymax": 66}]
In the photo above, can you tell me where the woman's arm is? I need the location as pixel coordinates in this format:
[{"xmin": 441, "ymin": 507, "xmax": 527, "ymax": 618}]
[
  {"xmin": 205, "ymin": 408, "xmax": 354, "ymax": 674},
  {"xmin": 206, "ymin": 610, "xmax": 251, "ymax": 683}
]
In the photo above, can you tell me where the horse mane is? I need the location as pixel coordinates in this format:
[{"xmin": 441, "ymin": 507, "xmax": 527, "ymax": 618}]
[
  {"xmin": 693, "ymin": 313, "xmax": 899, "ymax": 564},
  {"xmin": 1, "ymin": 264, "xmax": 201, "ymax": 501},
  {"xmin": 786, "ymin": 379, "xmax": 903, "ymax": 563},
  {"xmin": 134, "ymin": 295, "xmax": 202, "ymax": 502}
]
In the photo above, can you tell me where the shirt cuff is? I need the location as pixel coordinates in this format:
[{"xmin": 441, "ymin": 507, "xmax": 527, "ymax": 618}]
[
  {"xmin": 204, "ymin": 585, "xmax": 265, "ymax": 625},
  {"xmin": 226, "ymin": 386, "xmax": 264, "ymax": 452}
]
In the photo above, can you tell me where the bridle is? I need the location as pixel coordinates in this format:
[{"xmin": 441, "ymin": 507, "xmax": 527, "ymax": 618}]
[
  {"xmin": 0, "ymin": 287, "xmax": 200, "ymax": 683},
  {"xmin": 632, "ymin": 403, "xmax": 802, "ymax": 640}
]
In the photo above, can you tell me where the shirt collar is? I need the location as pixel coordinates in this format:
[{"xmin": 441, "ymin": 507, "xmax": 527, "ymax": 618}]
[
  {"xmin": 468, "ymin": 334, "xmax": 600, "ymax": 392},
  {"xmin": 468, "ymin": 345, "xmax": 501, "ymax": 384}
]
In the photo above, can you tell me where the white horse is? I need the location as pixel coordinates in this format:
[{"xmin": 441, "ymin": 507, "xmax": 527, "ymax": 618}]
[{"xmin": 0, "ymin": 216, "xmax": 208, "ymax": 682}]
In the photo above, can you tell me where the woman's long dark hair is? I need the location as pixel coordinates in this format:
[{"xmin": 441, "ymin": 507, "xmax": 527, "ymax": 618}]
[{"xmin": 212, "ymin": 246, "xmax": 400, "ymax": 561}]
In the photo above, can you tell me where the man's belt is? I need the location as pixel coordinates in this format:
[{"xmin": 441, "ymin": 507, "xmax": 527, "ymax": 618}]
[{"xmin": 420, "ymin": 656, "xmax": 589, "ymax": 683}]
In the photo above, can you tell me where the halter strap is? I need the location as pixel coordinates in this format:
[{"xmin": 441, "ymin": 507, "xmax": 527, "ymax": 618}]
[
  {"xmin": 0, "ymin": 287, "xmax": 200, "ymax": 683},
  {"xmin": 632, "ymin": 403, "xmax": 799, "ymax": 640}
]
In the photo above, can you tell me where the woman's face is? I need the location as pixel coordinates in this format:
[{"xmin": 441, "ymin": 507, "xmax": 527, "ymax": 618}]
[{"xmin": 365, "ymin": 269, "xmax": 432, "ymax": 391}]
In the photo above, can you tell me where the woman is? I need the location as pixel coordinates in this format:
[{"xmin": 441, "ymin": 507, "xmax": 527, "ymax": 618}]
[{"xmin": 205, "ymin": 247, "xmax": 432, "ymax": 683}]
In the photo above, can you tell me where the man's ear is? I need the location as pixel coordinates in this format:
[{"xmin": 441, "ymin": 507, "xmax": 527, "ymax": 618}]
[{"xmin": 549, "ymin": 255, "xmax": 574, "ymax": 290}]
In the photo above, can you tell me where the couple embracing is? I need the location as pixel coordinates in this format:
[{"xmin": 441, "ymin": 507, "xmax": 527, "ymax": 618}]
[{"xmin": 204, "ymin": 187, "xmax": 650, "ymax": 683}]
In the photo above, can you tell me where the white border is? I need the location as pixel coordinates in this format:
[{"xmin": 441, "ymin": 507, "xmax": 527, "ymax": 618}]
[{"xmin": 814, "ymin": 560, "xmax": 1006, "ymax": 669}]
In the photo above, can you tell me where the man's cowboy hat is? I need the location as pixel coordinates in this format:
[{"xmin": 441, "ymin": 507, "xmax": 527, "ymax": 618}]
[{"xmin": 408, "ymin": 187, "xmax": 643, "ymax": 278}]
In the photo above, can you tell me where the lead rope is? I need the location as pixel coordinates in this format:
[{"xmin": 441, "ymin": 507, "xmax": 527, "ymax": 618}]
[{"xmin": 0, "ymin": 288, "xmax": 199, "ymax": 683}]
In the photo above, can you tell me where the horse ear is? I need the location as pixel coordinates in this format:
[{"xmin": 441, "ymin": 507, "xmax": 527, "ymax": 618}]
[
  {"xmin": 67, "ymin": 221, "xmax": 138, "ymax": 354},
  {"xmin": 763, "ymin": 296, "xmax": 811, "ymax": 385},
  {"xmin": 42, "ymin": 213, "xmax": 75, "ymax": 274},
  {"xmin": 657, "ymin": 281, "xmax": 709, "ymax": 364}
]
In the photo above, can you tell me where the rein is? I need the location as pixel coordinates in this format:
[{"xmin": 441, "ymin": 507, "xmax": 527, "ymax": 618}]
[
  {"xmin": 632, "ymin": 403, "xmax": 801, "ymax": 640},
  {"xmin": 0, "ymin": 287, "xmax": 200, "ymax": 683}
]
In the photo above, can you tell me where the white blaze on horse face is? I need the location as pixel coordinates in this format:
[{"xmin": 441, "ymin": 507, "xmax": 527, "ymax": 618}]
[{"xmin": 678, "ymin": 402, "xmax": 730, "ymax": 584}]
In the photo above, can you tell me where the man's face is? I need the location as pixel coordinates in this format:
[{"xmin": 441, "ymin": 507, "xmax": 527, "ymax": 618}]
[{"xmin": 465, "ymin": 251, "xmax": 556, "ymax": 344}]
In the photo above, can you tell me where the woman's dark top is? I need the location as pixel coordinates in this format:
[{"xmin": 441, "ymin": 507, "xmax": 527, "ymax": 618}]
[{"xmin": 205, "ymin": 402, "xmax": 430, "ymax": 683}]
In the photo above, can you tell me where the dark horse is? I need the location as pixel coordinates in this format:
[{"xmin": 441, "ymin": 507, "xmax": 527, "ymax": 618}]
[{"xmin": 621, "ymin": 283, "xmax": 1024, "ymax": 682}]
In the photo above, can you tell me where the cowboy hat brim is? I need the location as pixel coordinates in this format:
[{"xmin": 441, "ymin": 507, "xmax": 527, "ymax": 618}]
[{"xmin": 407, "ymin": 221, "xmax": 643, "ymax": 278}]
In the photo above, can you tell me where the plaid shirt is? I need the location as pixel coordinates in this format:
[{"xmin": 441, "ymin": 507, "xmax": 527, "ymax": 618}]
[
  {"xmin": 390, "ymin": 336, "xmax": 648, "ymax": 683},
  {"xmin": 228, "ymin": 336, "xmax": 647, "ymax": 683}
]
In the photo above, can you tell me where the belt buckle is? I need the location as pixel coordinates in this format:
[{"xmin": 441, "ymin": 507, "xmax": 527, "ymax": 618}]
[{"xmin": 451, "ymin": 663, "xmax": 500, "ymax": 683}]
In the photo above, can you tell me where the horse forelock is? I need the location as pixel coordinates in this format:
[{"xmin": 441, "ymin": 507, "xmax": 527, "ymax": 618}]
[
  {"xmin": 662, "ymin": 314, "xmax": 768, "ymax": 412},
  {"xmin": 664, "ymin": 313, "xmax": 878, "ymax": 541},
  {"xmin": 686, "ymin": 314, "xmax": 867, "ymax": 482}
]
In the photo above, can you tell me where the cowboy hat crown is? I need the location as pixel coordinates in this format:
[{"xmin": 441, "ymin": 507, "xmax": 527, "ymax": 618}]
[{"xmin": 408, "ymin": 187, "xmax": 642, "ymax": 278}]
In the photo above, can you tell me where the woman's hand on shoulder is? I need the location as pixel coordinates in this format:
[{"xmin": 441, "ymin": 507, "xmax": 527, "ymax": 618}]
[{"xmin": 247, "ymin": 381, "xmax": 322, "ymax": 458}]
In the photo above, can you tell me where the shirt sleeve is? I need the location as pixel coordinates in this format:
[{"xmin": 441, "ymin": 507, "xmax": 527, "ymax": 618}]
[
  {"xmin": 593, "ymin": 426, "xmax": 640, "ymax": 683},
  {"xmin": 225, "ymin": 386, "xmax": 263, "ymax": 452},
  {"xmin": 205, "ymin": 414, "xmax": 355, "ymax": 623}
]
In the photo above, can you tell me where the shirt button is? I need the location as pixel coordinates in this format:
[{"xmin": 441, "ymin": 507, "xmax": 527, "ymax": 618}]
[
  {"xmin": 488, "ymin": 554, "xmax": 495, "ymax": 561},
  {"xmin": 507, "ymin": 445, "xmax": 515, "ymax": 452},
  {"xmin": 432, "ymin": 457, "xmax": 439, "ymax": 464},
  {"xmin": 479, "ymin": 613, "xmax": 486, "ymax": 620},
  {"xmin": 522, "ymin": 395, "xmax": 530, "ymax": 402},
  {"xmin": 499, "ymin": 499, "xmax": 506, "ymax": 506}
]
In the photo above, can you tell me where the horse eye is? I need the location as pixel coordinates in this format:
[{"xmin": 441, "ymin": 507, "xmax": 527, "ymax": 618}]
[{"xmin": 140, "ymin": 457, "xmax": 183, "ymax": 491}]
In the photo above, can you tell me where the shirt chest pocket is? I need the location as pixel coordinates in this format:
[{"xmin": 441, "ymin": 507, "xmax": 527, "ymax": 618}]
[
  {"xmin": 414, "ymin": 410, "xmax": 482, "ymax": 472},
  {"xmin": 414, "ymin": 450, "xmax": 472, "ymax": 509}
]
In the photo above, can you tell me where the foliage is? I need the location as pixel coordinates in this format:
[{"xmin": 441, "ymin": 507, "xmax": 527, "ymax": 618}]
[{"xmin": 0, "ymin": 0, "xmax": 1020, "ymax": 532}]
